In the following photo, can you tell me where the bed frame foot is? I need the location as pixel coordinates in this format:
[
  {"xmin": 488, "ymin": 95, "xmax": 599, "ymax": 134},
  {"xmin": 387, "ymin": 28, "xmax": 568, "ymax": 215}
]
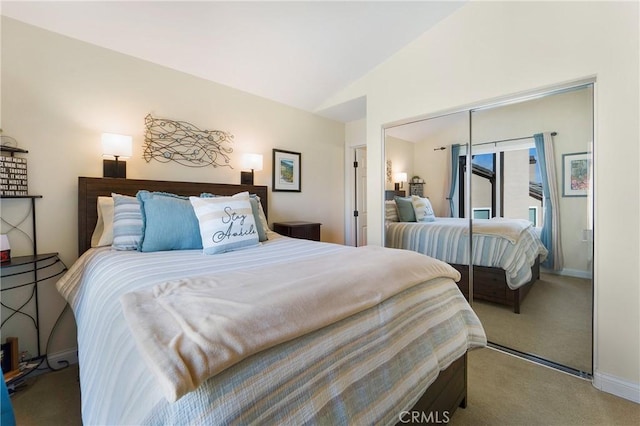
[{"xmin": 459, "ymin": 396, "xmax": 467, "ymax": 409}]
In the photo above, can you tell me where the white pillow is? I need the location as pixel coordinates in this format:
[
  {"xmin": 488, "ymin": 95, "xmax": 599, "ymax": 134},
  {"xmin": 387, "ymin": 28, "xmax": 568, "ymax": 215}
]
[
  {"xmin": 411, "ymin": 196, "xmax": 436, "ymax": 222},
  {"xmin": 90, "ymin": 196, "xmax": 115, "ymax": 247},
  {"xmin": 189, "ymin": 192, "xmax": 260, "ymax": 255}
]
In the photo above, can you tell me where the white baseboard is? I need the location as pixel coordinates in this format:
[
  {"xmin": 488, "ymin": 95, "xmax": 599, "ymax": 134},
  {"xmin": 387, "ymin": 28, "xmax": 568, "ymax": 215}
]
[
  {"xmin": 46, "ymin": 347, "xmax": 78, "ymax": 367},
  {"xmin": 542, "ymin": 267, "xmax": 592, "ymax": 280},
  {"xmin": 560, "ymin": 268, "xmax": 593, "ymax": 279},
  {"xmin": 593, "ymin": 370, "xmax": 640, "ymax": 404},
  {"xmin": 20, "ymin": 348, "xmax": 79, "ymax": 379}
]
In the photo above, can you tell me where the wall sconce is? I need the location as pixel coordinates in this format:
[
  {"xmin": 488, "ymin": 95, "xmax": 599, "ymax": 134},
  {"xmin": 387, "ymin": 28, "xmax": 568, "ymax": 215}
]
[
  {"xmin": 0, "ymin": 234, "xmax": 10, "ymax": 263},
  {"xmin": 394, "ymin": 172, "xmax": 407, "ymax": 191},
  {"xmin": 241, "ymin": 153, "xmax": 263, "ymax": 185},
  {"xmin": 102, "ymin": 133, "xmax": 132, "ymax": 178}
]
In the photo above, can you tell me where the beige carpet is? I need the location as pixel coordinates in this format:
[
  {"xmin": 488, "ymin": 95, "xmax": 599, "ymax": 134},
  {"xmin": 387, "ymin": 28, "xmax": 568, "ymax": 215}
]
[
  {"xmin": 10, "ymin": 349, "xmax": 639, "ymax": 425},
  {"xmin": 10, "ymin": 365, "xmax": 81, "ymax": 426},
  {"xmin": 452, "ymin": 348, "xmax": 639, "ymax": 426},
  {"xmin": 473, "ymin": 272, "xmax": 592, "ymax": 373}
]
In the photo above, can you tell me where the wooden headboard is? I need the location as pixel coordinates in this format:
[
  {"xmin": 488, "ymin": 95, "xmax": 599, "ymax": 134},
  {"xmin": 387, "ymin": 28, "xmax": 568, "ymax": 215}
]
[{"xmin": 78, "ymin": 177, "xmax": 268, "ymax": 255}]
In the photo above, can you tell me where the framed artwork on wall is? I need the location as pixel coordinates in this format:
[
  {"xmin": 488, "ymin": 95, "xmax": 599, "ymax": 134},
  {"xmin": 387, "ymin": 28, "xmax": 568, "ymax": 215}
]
[
  {"xmin": 273, "ymin": 149, "xmax": 301, "ymax": 192},
  {"xmin": 562, "ymin": 152, "xmax": 590, "ymax": 197}
]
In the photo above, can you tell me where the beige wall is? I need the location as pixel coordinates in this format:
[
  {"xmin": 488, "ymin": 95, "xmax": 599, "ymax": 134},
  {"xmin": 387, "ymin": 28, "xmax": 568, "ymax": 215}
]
[
  {"xmin": 384, "ymin": 136, "xmax": 413, "ymax": 192},
  {"xmin": 1, "ymin": 18, "xmax": 345, "ymax": 357},
  {"xmin": 501, "ymin": 150, "xmax": 531, "ymax": 219},
  {"xmin": 324, "ymin": 1, "xmax": 639, "ymax": 401},
  {"xmin": 412, "ymin": 113, "xmax": 469, "ymax": 217}
]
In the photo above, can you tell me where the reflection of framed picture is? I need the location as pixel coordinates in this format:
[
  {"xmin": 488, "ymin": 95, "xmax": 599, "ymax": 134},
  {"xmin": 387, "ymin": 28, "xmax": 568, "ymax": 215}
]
[
  {"xmin": 273, "ymin": 149, "xmax": 301, "ymax": 192},
  {"xmin": 562, "ymin": 152, "xmax": 590, "ymax": 197}
]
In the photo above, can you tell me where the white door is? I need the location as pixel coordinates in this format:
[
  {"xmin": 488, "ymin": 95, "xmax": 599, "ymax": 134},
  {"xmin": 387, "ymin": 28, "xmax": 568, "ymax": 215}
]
[{"xmin": 355, "ymin": 147, "xmax": 367, "ymax": 246}]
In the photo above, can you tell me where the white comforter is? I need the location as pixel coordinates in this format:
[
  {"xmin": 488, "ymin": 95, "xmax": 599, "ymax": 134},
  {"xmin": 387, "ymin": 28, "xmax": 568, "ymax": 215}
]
[
  {"xmin": 120, "ymin": 245, "xmax": 460, "ymax": 401},
  {"xmin": 470, "ymin": 217, "xmax": 534, "ymax": 243}
]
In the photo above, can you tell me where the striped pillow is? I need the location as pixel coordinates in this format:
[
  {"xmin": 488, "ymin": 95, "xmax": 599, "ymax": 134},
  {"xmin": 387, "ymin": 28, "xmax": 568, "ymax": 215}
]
[
  {"xmin": 111, "ymin": 193, "xmax": 143, "ymax": 250},
  {"xmin": 385, "ymin": 200, "xmax": 399, "ymax": 222},
  {"xmin": 189, "ymin": 192, "xmax": 260, "ymax": 255}
]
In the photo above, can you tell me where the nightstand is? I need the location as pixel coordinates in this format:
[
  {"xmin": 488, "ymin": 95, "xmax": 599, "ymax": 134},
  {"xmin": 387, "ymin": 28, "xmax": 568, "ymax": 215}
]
[
  {"xmin": 1, "ymin": 195, "xmax": 68, "ymax": 376},
  {"xmin": 273, "ymin": 221, "xmax": 321, "ymax": 241}
]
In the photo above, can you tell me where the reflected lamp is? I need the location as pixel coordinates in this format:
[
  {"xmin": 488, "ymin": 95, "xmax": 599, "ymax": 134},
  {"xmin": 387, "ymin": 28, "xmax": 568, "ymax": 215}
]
[{"xmin": 394, "ymin": 172, "xmax": 407, "ymax": 191}]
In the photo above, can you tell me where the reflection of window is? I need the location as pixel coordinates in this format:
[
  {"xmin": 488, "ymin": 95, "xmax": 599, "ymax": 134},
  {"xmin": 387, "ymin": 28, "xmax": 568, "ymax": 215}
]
[
  {"xmin": 529, "ymin": 206, "xmax": 539, "ymax": 226},
  {"xmin": 458, "ymin": 143, "xmax": 542, "ymax": 221},
  {"xmin": 473, "ymin": 207, "xmax": 491, "ymax": 219},
  {"xmin": 472, "ymin": 153, "xmax": 494, "ymax": 172},
  {"xmin": 459, "ymin": 153, "xmax": 496, "ymax": 218}
]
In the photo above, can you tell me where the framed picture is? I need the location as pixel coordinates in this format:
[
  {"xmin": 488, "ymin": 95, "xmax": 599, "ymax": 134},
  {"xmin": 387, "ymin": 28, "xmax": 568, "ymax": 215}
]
[
  {"xmin": 562, "ymin": 152, "xmax": 591, "ymax": 197},
  {"xmin": 273, "ymin": 149, "xmax": 301, "ymax": 192}
]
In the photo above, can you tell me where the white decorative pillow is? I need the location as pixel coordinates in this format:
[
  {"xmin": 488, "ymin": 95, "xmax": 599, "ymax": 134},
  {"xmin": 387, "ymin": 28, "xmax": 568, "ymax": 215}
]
[
  {"xmin": 411, "ymin": 195, "xmax": 436, "ymax": 222},
  {"xmin": 189, "ymin": 192, "xmax": 260, "ymax": 255},
  {"xmin": 199, "ymin": 193, "xmax": 269, "ymax": 242},
  {"xmin": 91, "ymin": 196, "xmax": 115, "ymax": 247},
  {"xmin": 385, "ymin": 200, "xmax": 399, "ymax": 222}
]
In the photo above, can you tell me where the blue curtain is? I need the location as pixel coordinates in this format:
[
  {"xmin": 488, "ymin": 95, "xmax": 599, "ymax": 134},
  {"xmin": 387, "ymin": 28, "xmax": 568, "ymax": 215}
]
[
  {"xmin": 534, "ymin": 133, "xmax": 553, "ymax": 268},
  {"xmin": 448, "ymin": 144, "xmax": 460, "ymax": 217}
]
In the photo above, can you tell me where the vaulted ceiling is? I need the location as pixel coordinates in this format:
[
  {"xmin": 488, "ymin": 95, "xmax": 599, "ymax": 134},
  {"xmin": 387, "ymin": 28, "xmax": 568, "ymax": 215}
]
[{"xmin": 1, "ymin": 1, "xmax": 466, "ymax": 122}]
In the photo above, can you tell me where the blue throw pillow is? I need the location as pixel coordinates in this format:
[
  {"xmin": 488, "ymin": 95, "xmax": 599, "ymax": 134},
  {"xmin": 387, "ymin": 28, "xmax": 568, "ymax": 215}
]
[
  {"xmin": 394, "ymin": 196, "xmax": 417, "ymax": 222},
  {"xmin": 137, "ymin": 191, "xmax": 202, "ymax": 252}
]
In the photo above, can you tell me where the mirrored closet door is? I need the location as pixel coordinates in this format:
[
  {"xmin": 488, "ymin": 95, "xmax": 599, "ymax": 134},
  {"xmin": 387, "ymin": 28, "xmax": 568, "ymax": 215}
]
[
  {"xmin": 383, "ymin": 83, "xmax": 594, "ymax": 376},
  {"xmin": 468, "ymin": 85, "xmax": 594, "ymax": 375}
]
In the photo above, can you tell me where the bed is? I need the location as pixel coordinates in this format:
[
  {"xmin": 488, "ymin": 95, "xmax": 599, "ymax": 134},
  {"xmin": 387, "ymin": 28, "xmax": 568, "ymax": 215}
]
[
  {"xmin": 57, "ymin": 177, "xmax": 486, "ymax": 425},
  {"xmin": 385, "ymin": 214, "xmax": 548, "ymax": 314}
]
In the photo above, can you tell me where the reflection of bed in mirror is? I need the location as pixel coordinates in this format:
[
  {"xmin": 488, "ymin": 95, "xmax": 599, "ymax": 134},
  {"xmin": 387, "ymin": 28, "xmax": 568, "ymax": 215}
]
[
  {"xmin": 385, "ymin": 204, "xmax": 548, "ymax": 313},
  {"xmin": 62, "ymin": 177, "xmax": 487, "ymax": 425}
]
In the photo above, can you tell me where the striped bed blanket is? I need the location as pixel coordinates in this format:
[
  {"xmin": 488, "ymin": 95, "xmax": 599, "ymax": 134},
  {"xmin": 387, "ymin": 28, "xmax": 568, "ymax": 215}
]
[
  {"xmin": 385, "ymin": 218, "xmax": 548, "ymax": 289},
  {"xmin": 57, "ymin": 233, "xmax": 486, "ymax": 425}
]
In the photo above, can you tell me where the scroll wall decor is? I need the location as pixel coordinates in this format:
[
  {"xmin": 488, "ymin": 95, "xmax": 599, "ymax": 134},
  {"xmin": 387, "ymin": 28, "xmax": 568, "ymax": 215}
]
[{"xmin": 143, "ymin": 114, "xmax": 234, "ymax": 168}]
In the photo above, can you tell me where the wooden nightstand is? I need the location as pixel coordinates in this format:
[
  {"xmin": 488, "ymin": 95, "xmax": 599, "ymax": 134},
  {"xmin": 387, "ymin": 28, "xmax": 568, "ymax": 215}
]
[{"xmin": 273, "ymin": 221, "xmax": 321, "ymax": 241}]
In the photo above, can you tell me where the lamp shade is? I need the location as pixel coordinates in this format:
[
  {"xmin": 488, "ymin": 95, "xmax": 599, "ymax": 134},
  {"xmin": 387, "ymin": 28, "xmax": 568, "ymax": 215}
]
[
  {"xmin": 241, "ymin": 153, "xmax": 263, "ymax": 171},
  {"xmin": 395, "ymin": 172, "xmax": 407, "ymax": 183},
  {"xmin": 0, "ymin": 234, "xmax": 9, "ymax": 251},
  {"xmin": 102, "ymin": 133, "xmax": 132, "ymax": 158},
  {"xmin": 0, "ymin": 234, "xmax": 10, "ymax": 263}
]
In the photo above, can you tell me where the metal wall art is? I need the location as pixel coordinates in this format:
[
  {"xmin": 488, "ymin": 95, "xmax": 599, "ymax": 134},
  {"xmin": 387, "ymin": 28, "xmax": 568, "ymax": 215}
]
[{"xmin": 143, "ymin": 114, "xmax": 234, "ymax": 168}]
